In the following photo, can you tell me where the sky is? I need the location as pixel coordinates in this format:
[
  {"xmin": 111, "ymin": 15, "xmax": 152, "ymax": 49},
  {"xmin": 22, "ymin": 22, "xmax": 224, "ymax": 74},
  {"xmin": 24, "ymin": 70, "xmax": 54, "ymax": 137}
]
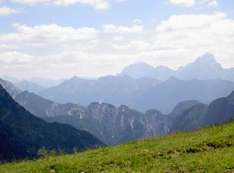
[{"xmin": 0, "ymin": 0, "xmax": 234, "ymax": 79}]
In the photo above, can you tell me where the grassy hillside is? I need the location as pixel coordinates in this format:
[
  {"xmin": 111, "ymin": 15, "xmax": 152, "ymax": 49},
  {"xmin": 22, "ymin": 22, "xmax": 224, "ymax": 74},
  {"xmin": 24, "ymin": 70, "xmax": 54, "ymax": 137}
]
[{"xmin": 1, "ymin": 122, "xmax": 234, "ymax": 173}]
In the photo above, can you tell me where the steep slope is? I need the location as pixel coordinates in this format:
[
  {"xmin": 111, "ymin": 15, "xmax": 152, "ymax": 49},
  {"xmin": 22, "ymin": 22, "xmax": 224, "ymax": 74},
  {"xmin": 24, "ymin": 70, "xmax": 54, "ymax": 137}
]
[
  {"xmin": 204, "ymin": 91, "xmax": 234, "ymax": 125},
  {"xmin": 0, "ymin": 122, "xmax": 28, "ymax": 160},
  {"xmin": 170, "ymin": 103, "xmax": 208, "ymax": 132},
  {"xmin": 1, "ymin": 121, "xmax": 234, "ymax": 172},
  {"xmin": 0, "ymin": 78, "xmax": 21, "ymax": 98},
  {"xmin": 15, "ymin": 91, "xmax": 85, "ymax": 118},
  {"xmin": 169, "ymin": 100, "xmax": 201, "ymax": 117},
  {"xmin": 0, "ymin": 85, "xmax": 103, "ymax": 160},
  {"xmin": 171, "ymin": 91, "xmax": 234, "ymax": 133}
]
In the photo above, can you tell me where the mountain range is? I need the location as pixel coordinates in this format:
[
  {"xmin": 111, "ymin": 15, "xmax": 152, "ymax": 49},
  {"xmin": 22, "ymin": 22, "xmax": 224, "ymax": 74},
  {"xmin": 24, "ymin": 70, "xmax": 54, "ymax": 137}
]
[
  {"xmin": 2, "ymin": 52, "xmax": 234, "ymax": 159},
  {"xmin": 14, "ymin": 86, "xmax": 234, "ymax": 146},
  {"xmin": 45, "ymin": 90, "xmax": 234, "ymax": 145},
  {"xmin": 1, "ymin": 79, "xmax": 234, "ymax": 162},
  {"xmin": 38, "ymin": 75, "xmax": 160, "ymax": 109},
  {"xmin": 121, "ymin": 53, "xmax": 234, "ymax": 81},
  {"xmin": 33, "ymin": 53, "xmax": 234, "ymax": 113},
  {"xmin": 15, "ymin": 91, "xmax": 169, "ymax": 145},
  {"xmin": 38, "ymin": 76, "xmax": 234, "ymax": 113},
  {"xmin": 0, "ymin": 84, "xmax": 103, "ymax": 161}
]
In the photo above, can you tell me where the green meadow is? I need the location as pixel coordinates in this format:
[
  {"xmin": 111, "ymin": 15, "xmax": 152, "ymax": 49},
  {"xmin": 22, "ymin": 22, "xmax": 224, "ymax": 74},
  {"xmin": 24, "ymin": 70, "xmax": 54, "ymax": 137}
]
[{"xmin": 1, "ymin": 122, "xmax": 234, "ymax": 173}]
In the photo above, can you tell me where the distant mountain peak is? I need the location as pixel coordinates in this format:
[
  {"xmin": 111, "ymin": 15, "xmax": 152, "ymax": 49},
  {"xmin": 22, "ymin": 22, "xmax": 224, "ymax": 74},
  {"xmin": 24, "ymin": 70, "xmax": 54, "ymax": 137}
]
[
  {"xmin": 123, "ymin": 62, "xmax": 155, "ymax": 71},
  {"xmin": 130, "ymin": 62, "xmax": 153, "ymax": 67},
  {"xmin": 176, "ymin": 53, "xmax": 224, "ymax": 80},
  {"xmin": 120, "ymin": 62, "xmax": 156, "ymax": 79},
  {"xmin": 194, "ymin": 53, "xmax": 218, "ymax": 65},
  {"xmin": 70, "ymin": 76, "xmax": 80, "ymax": 81}
]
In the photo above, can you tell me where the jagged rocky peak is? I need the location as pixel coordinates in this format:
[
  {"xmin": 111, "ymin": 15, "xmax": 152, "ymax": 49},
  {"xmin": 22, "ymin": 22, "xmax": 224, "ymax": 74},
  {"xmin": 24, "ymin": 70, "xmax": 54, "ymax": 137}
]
[
  {"xmin": 176, "ymin": 53, "xmax": 223, "ymax": 80},
  {"xmin": 86, "ymin": 102, "xmax": 117, "ymax": 119},
  {"xmin": 88, "ymin": 102, "xmax": 115, "ymax": 109},
  {"xmin": 119, "ymin": 105, "xmax": 130, "ymax": 112}
]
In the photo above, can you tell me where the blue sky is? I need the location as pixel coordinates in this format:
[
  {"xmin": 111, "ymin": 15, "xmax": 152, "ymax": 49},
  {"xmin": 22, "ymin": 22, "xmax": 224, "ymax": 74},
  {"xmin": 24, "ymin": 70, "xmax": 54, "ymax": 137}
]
[
  {"xmin": 0, "ymin": 0, "xmax": 234, "ymax": 79},
  {"xmin": 1, "ymin": 0, "xmax": 233, "ymax": 30}
]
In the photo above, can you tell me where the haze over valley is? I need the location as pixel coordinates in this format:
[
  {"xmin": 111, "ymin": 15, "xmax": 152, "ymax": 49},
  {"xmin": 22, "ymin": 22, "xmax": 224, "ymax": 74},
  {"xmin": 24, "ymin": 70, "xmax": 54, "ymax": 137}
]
[{"xmin": 1, "ymin": 53, "xmax": 234, "ymax": 147}]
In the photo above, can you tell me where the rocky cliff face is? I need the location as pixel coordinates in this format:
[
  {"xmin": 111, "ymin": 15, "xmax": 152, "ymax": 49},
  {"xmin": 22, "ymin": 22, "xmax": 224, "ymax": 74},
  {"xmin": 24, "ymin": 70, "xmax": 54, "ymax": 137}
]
[
  {"xmin": 46, "ymin": 102, "xmax": 170, "ymax": 145},
  {"xmin": 15, "ymin": 91, "xmax": 169, "ymax": 145}
]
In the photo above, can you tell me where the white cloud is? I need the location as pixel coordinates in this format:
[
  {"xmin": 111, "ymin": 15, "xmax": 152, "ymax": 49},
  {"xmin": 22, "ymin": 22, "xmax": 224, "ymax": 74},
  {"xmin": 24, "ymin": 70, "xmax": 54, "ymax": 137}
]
[
  {"xmin": 1, "ymin": 0, "xmax": 110, "ymax": 10},
  {"xmin": 169, "ymin": 0, "xmax": 218, "ymax": 7},
  {"xmin": 203, "ymin": 0, "xmax": 218, "ymax": 6},
  {"xmin": 0, "ymin": 6, "xmax": 19, "ymax": 16},
  {"xmin": 156, "ymin": 12, "xmax": 226, "ymax": 32},
  {"xmin": 153, "ymin": 12, "xmax": 234, "ymax": 67},
  {"xmin": 0, "ymin": 13, "xmax": 234, "ymax": 79},
  {"xmin": 102, "ymin": 24, "xmax": 143, "ymax": 34},
  {"xmin": 0, "ymin": 24, "xmax": 98, "ymax": 52},
  {"xmin": 0, "ymin": 51, "xmax": 33, "ymax": 64},
  {"xmin": 0, "ymin": 22, "xmax": 146, "ymax": 78},
  {"xmin": 169, "ymin": 0, "xmax": 195, "ymax": 7}
]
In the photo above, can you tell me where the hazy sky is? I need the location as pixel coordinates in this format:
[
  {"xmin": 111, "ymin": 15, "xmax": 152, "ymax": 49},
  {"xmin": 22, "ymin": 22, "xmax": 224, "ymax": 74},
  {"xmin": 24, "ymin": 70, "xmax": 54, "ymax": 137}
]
[{"xmin": 0, "ymin": 0, "xmax": 234, "ymax": 79}]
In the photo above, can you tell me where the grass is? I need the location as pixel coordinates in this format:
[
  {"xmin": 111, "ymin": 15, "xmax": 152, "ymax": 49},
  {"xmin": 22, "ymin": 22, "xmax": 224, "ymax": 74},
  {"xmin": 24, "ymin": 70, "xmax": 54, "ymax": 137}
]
[{"xmin": 1, "ymin": 122, "xmax": 234, "ymax": 173}]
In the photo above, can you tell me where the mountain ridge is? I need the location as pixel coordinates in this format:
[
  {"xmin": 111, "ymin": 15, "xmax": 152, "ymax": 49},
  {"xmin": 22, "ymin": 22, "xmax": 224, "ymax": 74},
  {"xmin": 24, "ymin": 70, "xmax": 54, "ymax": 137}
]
[
  {"xmin": 0, "ymin": 84, "xmax": 103, "ymax": 160},
  {"xmin": 16, "ymin": 86, "xmax": 234, "ymax": 146},
  {"xmin": 38, "ymin": 76, "xmax": 234, "ymax": 113},
  {"xmin": 120, "ymin": 53, "xmax": 234, "ymax": 81}
]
